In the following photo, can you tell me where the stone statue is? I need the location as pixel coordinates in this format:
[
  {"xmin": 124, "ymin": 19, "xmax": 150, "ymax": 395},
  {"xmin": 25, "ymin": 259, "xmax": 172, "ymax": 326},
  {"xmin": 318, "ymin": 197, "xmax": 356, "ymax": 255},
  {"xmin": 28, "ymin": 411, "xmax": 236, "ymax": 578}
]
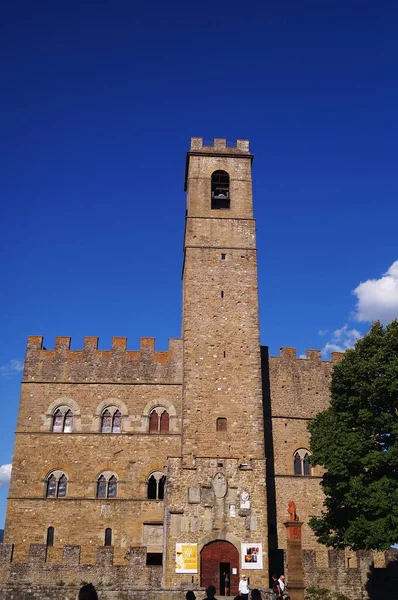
[{"xmin": 288, "ymin": 500, "xmax": 298, "ymax": 521}]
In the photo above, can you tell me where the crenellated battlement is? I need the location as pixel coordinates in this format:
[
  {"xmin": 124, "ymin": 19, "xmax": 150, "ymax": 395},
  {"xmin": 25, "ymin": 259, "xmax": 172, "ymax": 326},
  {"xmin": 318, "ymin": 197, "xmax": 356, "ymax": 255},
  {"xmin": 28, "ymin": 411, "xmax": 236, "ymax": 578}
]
[
  {"xmin": 23, "ymin": 336, "xmax": 183, "ymax": 383},
  {"xmin": 264, "ymin": 346, "xmax": 345, "ymax": 419},
  {"xmin": 189, "ymin": 137, "xmax": 251, "ymax": 153},
  {"xmin": 274, "ymin": 346, "xmax": 345, "ymax": 363}
]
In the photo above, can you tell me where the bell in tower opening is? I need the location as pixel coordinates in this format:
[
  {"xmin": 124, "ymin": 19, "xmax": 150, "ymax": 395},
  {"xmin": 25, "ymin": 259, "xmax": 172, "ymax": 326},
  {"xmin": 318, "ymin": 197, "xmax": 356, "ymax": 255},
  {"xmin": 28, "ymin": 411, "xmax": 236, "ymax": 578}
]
[{"xmin": 211, "ymin": 170, "xmax": 230, "ymax": 209}]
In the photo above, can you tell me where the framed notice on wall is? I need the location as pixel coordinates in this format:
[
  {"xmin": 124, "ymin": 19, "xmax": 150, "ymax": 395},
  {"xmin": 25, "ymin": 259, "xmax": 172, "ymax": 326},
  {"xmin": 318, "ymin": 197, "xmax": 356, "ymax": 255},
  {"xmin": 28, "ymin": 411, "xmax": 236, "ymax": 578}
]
[
  {"xmin": 175, "ymin": 543, "xmax": 198, "ymax": 573},
  {"xmin": 241, "ymin": 543, "xmax": 263, "ymax": 570}
]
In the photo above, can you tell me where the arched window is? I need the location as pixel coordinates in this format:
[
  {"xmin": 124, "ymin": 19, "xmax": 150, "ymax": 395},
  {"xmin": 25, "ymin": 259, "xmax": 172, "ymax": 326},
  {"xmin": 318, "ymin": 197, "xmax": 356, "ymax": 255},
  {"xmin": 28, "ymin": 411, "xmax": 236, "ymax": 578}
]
[
  {"xmin": 149, "ymin": 408, "xmax": 170, "ymax": 433},
  {"xmin": 293, "ymin": 453, "xmax": 302, "ymax": 476},
  {"xmin": 160, "ymin": 410, "xmax": 169, "ymax": 433},
  {"xmin": 46, "ymin": 471, "xmax": 68, "ymax": 497},
  {"xmin": 97, "ymin": 472, "xmax": 118, "ymax": 498},
  {"xmin": 58, "ymin": 474, "xmax": 67, "ymax": 497},
  {"xmin": 46, "ymin": 474, "xmax": 57, "ymax": 497},
  {"xmin": 149, "ymin": 410, "xmax": 159, "ymax": 433},
  {"xmin": 63, "ymin": 410, "xmax": 73, "ymax": 433},
  {"xmin": 101, "ymin": 410, "xmax": 112, "ymax": 433},
  {"xmin": 101, "ymin": 408, "xmax": 122, "ymax": 433},
  {"xmin": 52, "ymin": 408, "xmax": 73, "ymax": 433},
  {"xmin": 303, "ymin": 453, "xmax": 311, "ymax": 476},
  {"xmin": 293, "ymin": 449, "xmax": 313, "ymax": 476},
  {"xmin": 46, "ymin": 526, "xmax": 54, "ymax": 547},
  {"xmin": 105, "ymin": 528, "xmax": 112, "ymax": 546},
  {"xmin": 52, "ymin": 410, "xmax": 63, "ymax": 432},
  {"xmin": 216, "ymin": 417, "xmax": 227, "ymax": 431},
  {"xmin": 112, "ymin": 410, "xmax": 122, "ymax": 433},
  {"xmin": 211, "ymin": 170, "xmax": 230, "ymax": 209},
  {"xmin": 147, "ymin": 472, "xmax": 166, "ymax": 500}
]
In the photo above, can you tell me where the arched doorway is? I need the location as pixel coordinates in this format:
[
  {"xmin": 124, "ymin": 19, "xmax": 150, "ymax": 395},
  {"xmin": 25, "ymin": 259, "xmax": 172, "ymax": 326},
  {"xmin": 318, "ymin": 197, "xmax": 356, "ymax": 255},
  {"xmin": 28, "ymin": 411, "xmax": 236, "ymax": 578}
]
[{"xmin": 200, "ymin": 540, "xmax": 239, "ymax": 596}]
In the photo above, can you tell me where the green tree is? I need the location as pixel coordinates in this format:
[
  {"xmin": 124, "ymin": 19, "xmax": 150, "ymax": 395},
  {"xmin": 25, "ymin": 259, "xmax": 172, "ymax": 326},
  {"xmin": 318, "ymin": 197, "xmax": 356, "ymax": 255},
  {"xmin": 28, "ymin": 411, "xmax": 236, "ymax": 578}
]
[{"xmin": 308, "ymin": 320, "xmax": 398, "ymax": 550}]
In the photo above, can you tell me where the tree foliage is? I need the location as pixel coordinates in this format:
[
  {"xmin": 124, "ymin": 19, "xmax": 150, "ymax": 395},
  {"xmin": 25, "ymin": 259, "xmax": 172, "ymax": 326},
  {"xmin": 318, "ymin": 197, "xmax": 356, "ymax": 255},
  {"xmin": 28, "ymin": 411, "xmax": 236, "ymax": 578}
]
[{"xmin": 308, "ymin": 320, "xmax": 398, "ymax": 550}]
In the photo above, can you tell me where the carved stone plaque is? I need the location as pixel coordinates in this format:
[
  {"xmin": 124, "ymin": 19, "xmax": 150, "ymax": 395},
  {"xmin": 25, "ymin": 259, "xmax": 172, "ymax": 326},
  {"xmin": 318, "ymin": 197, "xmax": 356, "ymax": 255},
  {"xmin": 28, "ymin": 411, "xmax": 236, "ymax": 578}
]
[
  {"xmin": 213, "ymin": 473, "xmax": 227, "ymax": 498},
  {"xmin": 188, "ymin": 486, "xmax": 201, "ymax": 504}
]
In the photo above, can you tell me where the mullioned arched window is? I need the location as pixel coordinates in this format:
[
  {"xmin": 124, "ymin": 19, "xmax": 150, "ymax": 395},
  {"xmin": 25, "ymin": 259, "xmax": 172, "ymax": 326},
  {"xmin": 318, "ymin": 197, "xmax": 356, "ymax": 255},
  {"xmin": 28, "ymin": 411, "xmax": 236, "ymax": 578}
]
[
  {"xmin": 96, "ymin": 472, "xmax": 118, "ymax": 498},
  {"xmin": 101, "ymin": 408, "xmax": 122, "ymax": 433},
  {"xmin": 149, "ymin": 408, "xmax": 170, "ymax": 433},
  {"xmin": 46, "ymin": 471, "xmax": 68, "ymax": 497},
  {"xmin": 293, "ymin": 449, "xmax": 312, "ymax": 476},
  {"xmin": 147, "ymin": 472, "xmax": 166, "ymax": 500},
  {"xmin": 52, "ymin": 408, "xmax": 73, "ymax": 433}
]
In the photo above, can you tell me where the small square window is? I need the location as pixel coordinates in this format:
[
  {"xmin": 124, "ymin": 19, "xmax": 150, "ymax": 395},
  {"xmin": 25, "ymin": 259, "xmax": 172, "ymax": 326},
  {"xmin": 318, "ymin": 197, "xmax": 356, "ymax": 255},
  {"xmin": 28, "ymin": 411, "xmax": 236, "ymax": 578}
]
[
  {"xmin": 221, "ymin": 254, "xmax": 226, "ymax": 260},
  {"xmin": 146, "ymin": 552, "xmax": 163, "ymax": 566}
]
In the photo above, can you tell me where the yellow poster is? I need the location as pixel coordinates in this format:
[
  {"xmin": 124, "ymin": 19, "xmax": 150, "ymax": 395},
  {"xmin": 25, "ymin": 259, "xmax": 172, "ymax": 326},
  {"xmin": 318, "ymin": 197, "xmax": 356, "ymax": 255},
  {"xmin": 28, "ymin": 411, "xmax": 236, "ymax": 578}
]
[{"xmin": 175, "ymin": 543, "xmax": 198, "ymax": 573}]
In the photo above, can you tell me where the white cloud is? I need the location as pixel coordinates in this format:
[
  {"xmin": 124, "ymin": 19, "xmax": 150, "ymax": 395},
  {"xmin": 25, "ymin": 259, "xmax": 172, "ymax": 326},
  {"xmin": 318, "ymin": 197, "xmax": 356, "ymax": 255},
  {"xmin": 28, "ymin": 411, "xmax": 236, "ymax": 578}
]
[
  {"xmin": 0, "ymin": 464, "xmax": 12, "ymax": 488},
  {"xmin": 321, "ymin": 325, "xmax": 362, "ymax": 358},
  {"xmin": 318, "ymin": 329, "xmax": 329, "ymax": 336},
  {"xmin": 0, "ymin": 359, "xmax": 23, "ymax": 377},
  {"xmin": 353, "ymin": 260, "xmax": 398, "ymax": 323}
]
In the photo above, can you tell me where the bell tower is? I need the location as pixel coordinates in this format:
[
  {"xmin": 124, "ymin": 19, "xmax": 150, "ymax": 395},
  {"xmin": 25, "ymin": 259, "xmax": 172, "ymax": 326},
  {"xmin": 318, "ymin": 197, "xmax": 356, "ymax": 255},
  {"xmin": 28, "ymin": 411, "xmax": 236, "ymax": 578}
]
[
  {"xmin": 164, "ymin": 138, "xmax": 267, "ymax": 590},
  {"xmin": 182, "ymin": 137, "xmax": 264, "ymax": 462}
]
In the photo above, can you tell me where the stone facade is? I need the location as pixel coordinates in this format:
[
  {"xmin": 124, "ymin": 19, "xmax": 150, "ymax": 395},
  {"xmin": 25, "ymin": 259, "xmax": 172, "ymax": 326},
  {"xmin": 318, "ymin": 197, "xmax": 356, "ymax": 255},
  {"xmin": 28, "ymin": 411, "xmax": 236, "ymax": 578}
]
[{"xmin": 1, "ymin": 138, "xmax": 397, "ymax": 599}]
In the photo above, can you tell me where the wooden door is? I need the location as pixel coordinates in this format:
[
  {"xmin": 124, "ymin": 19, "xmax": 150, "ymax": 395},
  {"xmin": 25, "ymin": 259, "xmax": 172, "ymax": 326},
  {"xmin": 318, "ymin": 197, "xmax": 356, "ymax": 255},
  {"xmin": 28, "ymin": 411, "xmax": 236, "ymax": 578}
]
[{"xmin": 200, "ymin": 540, "xmax": 239, "ymax": 595}]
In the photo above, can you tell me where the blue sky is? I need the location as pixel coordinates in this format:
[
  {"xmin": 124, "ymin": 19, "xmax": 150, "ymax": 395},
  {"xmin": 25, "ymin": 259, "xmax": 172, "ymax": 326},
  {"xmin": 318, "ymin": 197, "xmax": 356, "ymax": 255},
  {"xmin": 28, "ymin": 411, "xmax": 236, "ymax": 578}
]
[{"xmin": 1, "ymin": 1, "xmax": 398, "ymax": 528}]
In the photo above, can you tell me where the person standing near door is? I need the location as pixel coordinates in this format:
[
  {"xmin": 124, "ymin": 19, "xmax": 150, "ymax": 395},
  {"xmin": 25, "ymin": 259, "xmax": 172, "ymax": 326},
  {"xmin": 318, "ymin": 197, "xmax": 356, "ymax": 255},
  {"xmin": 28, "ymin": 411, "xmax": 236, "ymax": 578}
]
[
  {"xmin": 239, "ymin": 575, "xmax": 249, "ymax": 600},
  {"xmin": 223, "ymin": 572, "xmax": 230, "ymax": 596}
]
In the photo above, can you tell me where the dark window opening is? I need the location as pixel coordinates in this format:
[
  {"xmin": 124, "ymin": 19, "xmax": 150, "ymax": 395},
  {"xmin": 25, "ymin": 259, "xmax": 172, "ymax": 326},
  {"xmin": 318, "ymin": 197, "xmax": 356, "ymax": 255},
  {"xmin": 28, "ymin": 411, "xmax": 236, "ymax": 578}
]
[
  {"xmin": 221, "ymin": 253, "xmax": 226, "ymax": 260},
  {"xmin": 158, "ymin": 475, "xmax": 166, "ymax": 500},
  {"xmin": 294, "ymin": 450, "xmax": 312, "ymax": 476},
  {"xmin": 46, "ymin": 526, "xmax": 54, "ymax": 547},
  {"xmin": 303, "ymin": 454, "xmax": 311, "ymax": 475},
  {"xmin": 211, "ymin": 170, "xmax": 230, "ymax": 209},
  {"xmin": 221, "ymin": 291, "xmax": 224, "ymax": 298},
  {"xmin": 146, "ymin": 552, "xmax": 163, "ymax": 566},
  {"xmin": 148, "ymin": 475, "xmax": 157, "ymax": 499},
  {"xmin": 217, "ymin": 417, "xmax": 227, "ymax": 432},
  {"xmin": 293, "ymin": 453, "xmax": 302, "ymax": 475},
  {"xmin": 223, "ymin": 351, "xmax": 226, "ymax": 358},
  {"xmin": 147, "ymin": 473, "xmax": 166, "ymax": 500},
  {"xmin": 105, "ymin": 528, "xmax": 112, "ymax": 546}
]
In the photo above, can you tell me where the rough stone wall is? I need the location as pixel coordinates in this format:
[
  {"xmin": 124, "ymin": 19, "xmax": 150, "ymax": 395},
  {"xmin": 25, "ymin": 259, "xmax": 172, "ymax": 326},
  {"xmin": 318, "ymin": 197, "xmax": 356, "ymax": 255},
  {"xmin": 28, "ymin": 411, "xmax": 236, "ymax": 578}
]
[
  {"xmin": 302, "ymin": 549, "xmax": 398, "ymax": 600},
  {"xmin": 5, "ymin": 337, "xmax": 182, "ymax": 561},
  {"xmin": 164, "ymin": 457, "xmax": 268, "ymax": 589},
  {"xmin": 23, "ymin": 336, "xmax": 182, "ymax": 383},
  {"xmin": 265, "ymin": 347, "xmax": 344, "ymax": 553}
]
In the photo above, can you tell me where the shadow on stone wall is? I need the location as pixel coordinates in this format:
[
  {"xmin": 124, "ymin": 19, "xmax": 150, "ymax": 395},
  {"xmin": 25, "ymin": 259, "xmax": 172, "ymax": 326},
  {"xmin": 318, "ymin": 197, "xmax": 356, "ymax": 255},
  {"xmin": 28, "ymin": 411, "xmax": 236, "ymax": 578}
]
[
  {"xmin": 366, "ymin": 556, "xmax": 398, "ymax": 599},
  {"xmin": 261, "ymin": 346, "xmax": 284, "ymax": 584}
]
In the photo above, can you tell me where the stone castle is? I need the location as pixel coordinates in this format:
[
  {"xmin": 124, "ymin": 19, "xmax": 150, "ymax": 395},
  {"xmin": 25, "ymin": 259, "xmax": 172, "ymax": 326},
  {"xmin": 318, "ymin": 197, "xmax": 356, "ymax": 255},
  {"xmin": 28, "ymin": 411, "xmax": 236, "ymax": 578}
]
[{"xmin": 1, "ymin": 138, "xmax": 396, "ymax": 600}]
